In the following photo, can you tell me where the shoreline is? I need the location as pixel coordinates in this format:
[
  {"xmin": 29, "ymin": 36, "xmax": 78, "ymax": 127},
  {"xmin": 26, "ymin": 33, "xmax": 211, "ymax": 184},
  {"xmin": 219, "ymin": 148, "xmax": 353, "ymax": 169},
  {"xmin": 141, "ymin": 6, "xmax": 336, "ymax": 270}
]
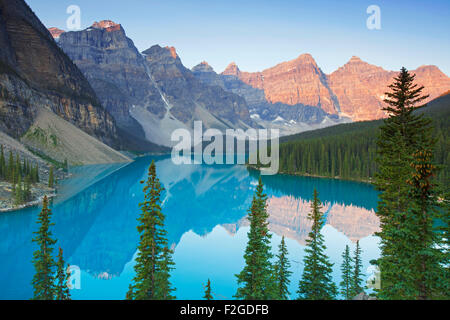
[
  {"xmin": 246, "ymin": 165, "xmax": 374, "ymax": 185},
  {"xmin": 0, "ymin": 192, "xmax": 57, "ymax": 213}
]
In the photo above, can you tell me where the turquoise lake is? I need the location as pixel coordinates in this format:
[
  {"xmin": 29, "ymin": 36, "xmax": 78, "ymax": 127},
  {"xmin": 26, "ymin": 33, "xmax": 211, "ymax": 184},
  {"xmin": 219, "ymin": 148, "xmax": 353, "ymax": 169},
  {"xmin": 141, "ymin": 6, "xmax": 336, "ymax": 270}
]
[{"xmin": 0, "ymin": 156, "xmax": 381, "ymax": 300}]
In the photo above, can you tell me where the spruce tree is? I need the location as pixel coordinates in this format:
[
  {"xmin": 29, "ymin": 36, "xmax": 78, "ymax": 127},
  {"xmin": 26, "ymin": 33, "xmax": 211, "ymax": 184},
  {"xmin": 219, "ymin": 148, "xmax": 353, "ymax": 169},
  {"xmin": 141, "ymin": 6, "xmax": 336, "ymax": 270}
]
[
  {"xmin": 0, "ymin": 145, "xmax": 5, "ymax": 180},
  {"xmin": 31, "ymin": 196, "xmax": 57, "ymax": 300},
  {"xmin": 297, "ymin": 189, "xmax": 337, "ymax": 300},
  {"xmin": 375, "ymin": 67, "xmax": 446, "ymax": 299},
  {"xmin": 24, "ymin": 175, "xmax": 32, "ymax": 202},
  {"xmin": 55, "ymin": 247, "xmax": 71, "ymax": 300},
  {"xmin": 340, "ymin": 245, "xmax": 353, "ymax": 300},
  {"xmin": 155, "ymin": 246, "xmax": 176, "ymax": 300},
  {"xmin": 274, "ymin": 236, "xmax": 292, "ymax": 300},
  {"xmin": 48, "ymin": 166, "xmax": 54, "ymax": 188},
  {"xmin": 127, "ymin": 161, "xmax": 175, "ymax": 300},
  {"xmin": 14, "ymin": 175, "xmax": 24, "ymax": 206},
  {"xmin": 351, "ymin": 241, "xmax": 364, "ymax": 297},
  {"xmin": 235, "ymin": 177, "xmax": 276, "ymax": 300},
  {"xmin": 407, "ymin": 148, "xmax": 447, "ymax": 299},
  {"xmin": 7, "ymin": 150, "xmax": 13, "ymax": 182},
  {"xmin": 203, "ymin": 279, "xmax": 213, "ymax": 300}
]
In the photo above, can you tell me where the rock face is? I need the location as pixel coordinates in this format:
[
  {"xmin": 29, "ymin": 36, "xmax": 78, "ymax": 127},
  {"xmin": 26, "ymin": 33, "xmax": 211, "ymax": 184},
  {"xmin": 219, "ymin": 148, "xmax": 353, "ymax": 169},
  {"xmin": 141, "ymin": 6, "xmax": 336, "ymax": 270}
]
[
  {"xmin": 193, "ymin": 61, "xmax": 342, "ymax": 136},
  {"xmin": 58, "ymin": 21, "xmax": 164, "ymax": 141},
  {"xmin": 222, "ymin": 55, "xmax": 450, "ymax": 121},
  {"xmin": 57, "ymin": 22, "xmax": 254, "ymax": 146},
  {"xmin": 0, "ymin": 0, "xmax": 119, "ymax": 148},
  {"xmin": 143, "ymin": 45, "xmax": 252, "ymax": 127},
  {"xmin": 329, "ymin": 57, "xmax": 450, "ymax": 121},
  {"xmin": 223, "ymin": 54, "xmax": 341, "ymax": 115}
]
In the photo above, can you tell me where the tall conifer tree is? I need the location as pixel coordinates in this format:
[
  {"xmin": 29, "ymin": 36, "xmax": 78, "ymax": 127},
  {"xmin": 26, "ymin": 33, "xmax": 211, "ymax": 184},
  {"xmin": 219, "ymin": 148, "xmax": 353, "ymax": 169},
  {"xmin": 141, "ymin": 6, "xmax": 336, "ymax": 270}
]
[
  {"xmin": 406, "ymin": 148, "xmax": 448, "ymax": 299},
  {"xmin": 274, "ymin": 236, "xmax": 292, "ymax": 300},
  {"xmin": 127, "ymin": 161, "xmax": 175, "ymax": 300},
  {"xmin": 203, "ymin": 279, "xmax": 213, "ymax": 300},
  {"xmin": 55, "ymin": 248, "xmax": 71, "ymax": 300},
  {"xmin": 235, "ymin": 177, "xmax": 275, "ymax": 300},
  {"xmin": 297, "ymin": 189, "xmax": 337, "ymax": 300},
  {"xmin": 340, "ymin": 245, "xmax": 353, "ymax": 300},
  {"xmin": 351, "ymin": 241, "xmax": 364, "ymax": 297},
  {"xmin": 375, "ymin": 67, "xmax": 447, "ymax": 299},
  {"xmin": 0, "ymin": 145, "xmax": 5, "ymax": 179},
  {"xmin": 48, "ymin": 166, "xmax": 54, "ymax": 188},
  {"xmin": 31, "ymin": 196, "xmax": 57, "ymax": 300}
]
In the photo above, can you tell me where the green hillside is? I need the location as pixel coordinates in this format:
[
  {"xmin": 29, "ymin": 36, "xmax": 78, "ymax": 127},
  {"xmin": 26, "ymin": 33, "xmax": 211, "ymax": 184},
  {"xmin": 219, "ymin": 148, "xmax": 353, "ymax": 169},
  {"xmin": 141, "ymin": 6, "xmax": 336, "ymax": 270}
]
[{"xmin": 278, "ymin": 93, "xmax": 450, "ymax": 186}]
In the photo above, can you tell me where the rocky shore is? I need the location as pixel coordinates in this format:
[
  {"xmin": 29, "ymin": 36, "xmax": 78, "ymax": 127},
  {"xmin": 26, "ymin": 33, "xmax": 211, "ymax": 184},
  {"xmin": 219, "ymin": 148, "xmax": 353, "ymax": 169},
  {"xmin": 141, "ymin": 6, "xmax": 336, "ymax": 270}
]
[{"xmin": 0, "ymin": 180, "xmax": 59, "ymax": 212}]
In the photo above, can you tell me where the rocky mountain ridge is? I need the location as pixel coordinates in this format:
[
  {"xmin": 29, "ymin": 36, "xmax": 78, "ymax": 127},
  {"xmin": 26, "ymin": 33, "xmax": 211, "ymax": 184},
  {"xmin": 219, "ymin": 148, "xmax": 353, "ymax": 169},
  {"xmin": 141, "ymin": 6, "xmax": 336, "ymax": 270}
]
[
  {"xmin": 220, "ymin": 55, "xmax": 450, "ymax": 121},
  {"xmin": 56, "ymin": 21, "xmax": 255, "ymax": 146},
  {"xmin": 0, "ymin": 0, "xmax": 120, "ymax": 151}
]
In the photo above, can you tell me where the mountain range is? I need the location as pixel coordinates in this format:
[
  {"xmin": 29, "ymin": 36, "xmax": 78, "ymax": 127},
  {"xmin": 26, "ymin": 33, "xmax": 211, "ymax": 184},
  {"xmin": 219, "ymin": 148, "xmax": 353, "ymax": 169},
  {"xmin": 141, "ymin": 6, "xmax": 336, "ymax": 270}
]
[
  {"xmin": 1, "ymin": 0, "xmax": 449, "ymax": 159},
  {"xmin": 57, "ymin": 21, "xmax": 255, "ymax": 146},
  {"xmin": 220, "ymin": 55, "xmax": 450, "ymax": 121}
]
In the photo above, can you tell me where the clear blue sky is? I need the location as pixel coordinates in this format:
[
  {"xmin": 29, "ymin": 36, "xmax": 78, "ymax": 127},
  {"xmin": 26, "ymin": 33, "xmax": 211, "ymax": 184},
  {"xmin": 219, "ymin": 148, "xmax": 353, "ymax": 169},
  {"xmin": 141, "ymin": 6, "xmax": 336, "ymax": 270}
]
[{"xmin": 27, "ymin": 0, "xmax": 450, "ymax": 75}]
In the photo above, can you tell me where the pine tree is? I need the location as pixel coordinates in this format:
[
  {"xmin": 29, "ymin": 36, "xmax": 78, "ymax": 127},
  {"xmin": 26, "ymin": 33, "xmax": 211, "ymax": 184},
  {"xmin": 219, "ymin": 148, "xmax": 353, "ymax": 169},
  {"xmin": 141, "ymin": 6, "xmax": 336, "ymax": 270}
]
[
  {"xmin": 351, "ymin": 241, "xmax": 364, "ymax": 297},
  {"xmin": 235, "ymin": 177, "xmax": 276, "ymax": 300},
  {"xmin": 0, "ymin": 145, "xmax": 5, "ymax": 180},
  {"xmin": 203, "ymin": 279, "xmax": 213, "ymax": 300},
  {"xmin": 7, "ymin": 150, "xmax": 13, "ymax": 182},
  {"xmin": 155, "ymin": 246, "xmax": 176, "ymax": 300},
  {"xmin": 48, "ymin": 166, "xmax": 54, "ymax": 188},
  {"xmin": 340, "ymin": 245, "xmax": 353, "ymax": 300},
  {"xmin": 375, "ymin": 67, "xmax": 446, "ymax": 299},
  {"xmin": 31, "ymin": 196, "xmax": 57, "ymax": 300},
  {"xmin": 127, "ymin": 161, "xmax": 175, "ymax": 300},
  {"xmin": 24, "ymin": 175, "xmax": 32, "ymax": 202},
  {"xmin": 14, "ymin": 175, "xmax": 23, "ymax": 206},
  {"xmin": 406, "ymin": 148, "xmax": 448, "ymax": 299},
  {"xmin": 274, "ymin": 236, "xmax": 292, "ymax": 300},
  {"xmin": 15, "ymin": 153, "xmax": 21, "ymax": 178},
  {"xmin": 297, "ymin": 189, "xmax": 337, "ymax": 300},
  {"xmin": 55, "ymin": 247, "xmax": 71, "ymax": 300}
]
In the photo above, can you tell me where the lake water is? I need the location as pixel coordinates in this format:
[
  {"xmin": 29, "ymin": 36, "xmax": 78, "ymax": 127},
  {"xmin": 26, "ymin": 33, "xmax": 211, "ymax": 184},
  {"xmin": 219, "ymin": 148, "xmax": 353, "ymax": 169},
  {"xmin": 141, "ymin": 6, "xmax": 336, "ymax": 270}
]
[{"xmin": 0, "ymin": 156, "xmax": 381, "ymax": 300}]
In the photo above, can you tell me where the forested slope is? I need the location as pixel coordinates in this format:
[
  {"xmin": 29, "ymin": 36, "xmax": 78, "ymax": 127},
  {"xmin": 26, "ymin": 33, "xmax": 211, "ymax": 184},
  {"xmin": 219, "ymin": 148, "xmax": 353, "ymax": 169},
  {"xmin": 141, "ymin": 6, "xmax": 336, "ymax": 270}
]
[{"xmin": 278, "ymin": 93, "xmax": 449, "ymax": 185}]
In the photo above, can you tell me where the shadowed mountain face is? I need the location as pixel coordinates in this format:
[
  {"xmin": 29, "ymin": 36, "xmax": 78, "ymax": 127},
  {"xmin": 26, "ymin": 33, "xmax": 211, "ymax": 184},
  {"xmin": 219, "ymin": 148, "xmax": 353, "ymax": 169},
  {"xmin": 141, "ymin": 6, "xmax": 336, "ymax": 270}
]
[
  {"xmin": 58, "ymin": 21, "xmax": 166, "ymax": 139},
  {"xmin": 0, "ymin": 0, "xmax": 118, "ymax": 147},
  {"xmin": 55, "ymin": 21, "xmax": 255, "ymax": 147},
  {"xmin": 142, "ymin": 45, "xmax": 253, "ymax": 128},
  {"xmin": 219, "ymin": 55, "xmax": 450, "ymax": 122}
]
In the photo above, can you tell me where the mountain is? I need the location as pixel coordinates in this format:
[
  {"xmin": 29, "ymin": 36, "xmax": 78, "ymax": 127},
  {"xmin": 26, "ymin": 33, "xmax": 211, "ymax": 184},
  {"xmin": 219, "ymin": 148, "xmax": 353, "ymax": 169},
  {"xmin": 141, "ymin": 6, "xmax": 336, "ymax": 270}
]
[
  {"xmin": 0, "ymin": 0, "xmax": 132, "ymax": 165},
  {"xmin": 56, "ymin": 21, "xmax": 254, "ymax": 147},
  {"xmin": 329, "ymin": 57, "xmax": 450, "ymax": 121},
  {"xmin": 222, "ymin": 54, "xmax": 341, "ymax": 114},
  {"xmin": 221, "ymin": 55, "xmax": 450, "ymax": 121},
  {"xmin": 192, "ymin": 61, "xmax": 346, "ymax": 136},
  {"xmin": 0, "ymin": 0, "xmax": 118, "ymax": 146},
  {"xmin": 57, "ymin": 20, "xmax": 167, "ymax": 151}
]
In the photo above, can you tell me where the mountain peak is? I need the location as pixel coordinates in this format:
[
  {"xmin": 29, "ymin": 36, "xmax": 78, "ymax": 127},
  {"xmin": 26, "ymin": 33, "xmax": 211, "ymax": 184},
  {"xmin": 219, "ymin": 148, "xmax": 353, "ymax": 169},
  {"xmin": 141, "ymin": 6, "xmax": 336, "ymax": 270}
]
[
  {"xmin": 91, "ymin": 20, "xmax": 122, "ymax": 32},
  {"xmin": 192, "ymin": 61, "xmax": 215, "ymax": 73},
  {"xmin": 48, "ymin": 27, "xmax": 65, "ymax": 39},
  {"xmin": 348, "ymin": 56, "xmax": 363, "ymax": 63},
  {"xmin": 296, "ymin": 53, "xmax": 316, "ymax": 63},
  {"xmin": 142, "ymin": 45, "xmax": 180, "ymax": 62},
  {"xmin": 222, "ymin": 62, "xmax": 240, "ymax": 76},
  {"xmin": 165, "ymin": 46, "xmax": 178, "ymax": 59}
]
